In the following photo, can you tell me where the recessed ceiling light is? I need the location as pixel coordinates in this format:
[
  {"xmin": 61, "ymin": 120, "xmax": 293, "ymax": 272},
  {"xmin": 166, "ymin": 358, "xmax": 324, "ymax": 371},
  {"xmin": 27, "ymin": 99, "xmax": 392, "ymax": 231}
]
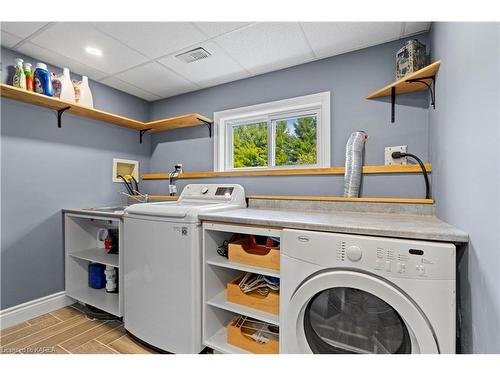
[{"xmin": 85, "ymin": 47, "xmax": 102, "ymax": 57}]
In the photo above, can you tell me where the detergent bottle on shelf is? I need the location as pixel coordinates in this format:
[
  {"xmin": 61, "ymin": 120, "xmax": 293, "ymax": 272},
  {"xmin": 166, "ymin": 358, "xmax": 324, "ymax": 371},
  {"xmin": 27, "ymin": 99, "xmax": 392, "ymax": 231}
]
[
  {"xmin": 58, "ymin": 68, "xmax": 76, "ymax": 102},
  {"xmin": 13, "ymin": 58, "xmax": 26, "ymax": 89},
  {"xmin": 34, "ymin": 63, "xmax": 54, "ymax": 97},
  {"xmin": 76, "ymin": 76, "xmax": 94, "ymax": 108},
  {"xmin": 23, "ymin": 62, "xmax": 34, "ymax": 91}
]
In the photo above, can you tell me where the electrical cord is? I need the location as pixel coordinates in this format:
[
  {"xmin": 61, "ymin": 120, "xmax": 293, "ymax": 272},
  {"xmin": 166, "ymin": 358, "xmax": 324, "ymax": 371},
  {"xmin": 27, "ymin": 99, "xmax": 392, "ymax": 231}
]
[
  {"xmin": 392, "ymin": 152, "xmax": 430, "ymax": 199},
  {"xmin": 130, "ymin": 176, "xmax": 140, "ymax": 194},
  {"xmin": 217, "ymin": 234, "xmax": 240, "ymax": 258},
  {"xmin": 117, "ymin": 174, "xmax": 134, "ymax": 195}
]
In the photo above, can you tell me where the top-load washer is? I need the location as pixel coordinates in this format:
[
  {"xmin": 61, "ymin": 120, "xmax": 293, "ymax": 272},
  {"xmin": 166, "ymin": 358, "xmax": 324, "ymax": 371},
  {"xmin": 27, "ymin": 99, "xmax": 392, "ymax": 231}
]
[
  {"xmin": 281, "ymin": 229, "xmax": 456, "ymax": 354},
  {"xmin": 123, "ymin": 184, "xmax": 246, "ymax": 353}
]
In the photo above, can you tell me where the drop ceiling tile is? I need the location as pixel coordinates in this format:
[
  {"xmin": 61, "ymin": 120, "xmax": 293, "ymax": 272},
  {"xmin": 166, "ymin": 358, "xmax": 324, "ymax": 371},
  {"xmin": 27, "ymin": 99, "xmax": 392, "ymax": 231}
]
[
  {"xmin": 0, "ymin": 22, "xmax": 48, "ymax": 39},
  {"xmin": 92, "ymin": 22, "xmax": 207, "ymax": 59},
  {"xmin": 16, "ymin": 42, "xmax": 108, "ymax": 81},
  {"xmin": 157, "ymin": 41, "xmax": 250, "ymax": 89},
  {"xmin": 404, "ymin": 22, "xmax": 431, "ymax": 36},
  {"xmin": 29, "ymin": 22, "xmax": 149, "ymax": 75},
  {"xmin": 113, "ymin": 62, "xmax": 199, "ymax": 98},
  {"xmin": 215, "ymin": 22, "xmax": 314, "ymax": 75},
  {"xmin": 1, "ymin": 31, "xmax": 22, "ymax": 48},
  {"xmin": 301, "ymin": 22, "xmax": 403, "ymax": 58},
  {"xmin": 100, "ymin": 76, "xmax": 161, "ymax": 101},
  {"xmin": 194, "ymin": 22, "xmax": 252, "ymax": 38}
]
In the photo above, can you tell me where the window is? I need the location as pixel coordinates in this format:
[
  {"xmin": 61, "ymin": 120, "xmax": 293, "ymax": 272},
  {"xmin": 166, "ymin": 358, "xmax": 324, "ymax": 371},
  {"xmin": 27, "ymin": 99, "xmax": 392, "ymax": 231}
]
[{"xmin": 214, "ymin": 92, "xmax": 330, "ymax": 171}]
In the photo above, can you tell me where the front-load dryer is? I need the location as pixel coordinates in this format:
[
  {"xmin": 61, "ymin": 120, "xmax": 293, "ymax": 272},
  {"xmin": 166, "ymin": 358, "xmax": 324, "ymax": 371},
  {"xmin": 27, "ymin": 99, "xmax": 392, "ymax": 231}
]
[{"xmin": 281, "ymin": 229, "xmax": 456, "ymax": 354}]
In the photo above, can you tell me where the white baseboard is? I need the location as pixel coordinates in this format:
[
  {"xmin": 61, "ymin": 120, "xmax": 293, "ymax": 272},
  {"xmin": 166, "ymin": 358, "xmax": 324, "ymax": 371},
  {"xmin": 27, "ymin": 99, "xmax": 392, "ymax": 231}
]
[{"xmin": 0, "ymin": 292, "xmax": 75, "ymax": 329}]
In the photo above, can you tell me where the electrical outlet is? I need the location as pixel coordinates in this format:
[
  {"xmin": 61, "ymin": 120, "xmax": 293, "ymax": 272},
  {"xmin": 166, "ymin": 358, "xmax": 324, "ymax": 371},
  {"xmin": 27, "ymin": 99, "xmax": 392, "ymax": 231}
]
[{"xmin": 385, "ymin": 145, "xmax": 408, "ymax": 165}]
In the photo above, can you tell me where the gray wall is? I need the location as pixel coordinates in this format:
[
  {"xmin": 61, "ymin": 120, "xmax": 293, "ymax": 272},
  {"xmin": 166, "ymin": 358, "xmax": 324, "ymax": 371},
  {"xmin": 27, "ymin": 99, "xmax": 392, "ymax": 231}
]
[
  {"xmin": 146, "ymin": 35, "xmax": 432, "ymax": 198},
  {"xmin": 429, "ymin": 23, "xmax": 500, "ymax": 353},
  {"xmin": 1, "ymin": 47, "xmax": 152, "ymax": 309}
]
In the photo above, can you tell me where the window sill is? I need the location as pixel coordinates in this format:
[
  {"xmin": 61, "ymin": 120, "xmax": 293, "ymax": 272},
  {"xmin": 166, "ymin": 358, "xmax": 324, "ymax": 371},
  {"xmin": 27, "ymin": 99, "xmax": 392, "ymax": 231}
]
[{"xmin": 142, "ymin": 164, "xmax": 431, "ymax": 180}]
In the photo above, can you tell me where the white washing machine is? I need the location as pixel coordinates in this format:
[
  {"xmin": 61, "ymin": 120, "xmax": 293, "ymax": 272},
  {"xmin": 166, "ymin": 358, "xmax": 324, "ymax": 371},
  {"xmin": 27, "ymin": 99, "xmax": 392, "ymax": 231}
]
[
  {"xmin": 123, "ymin": 184, "xmax": 246, "ymax": 353},
  {"xmin": 281, "ymin": 229, "xmax": 456, "ymax": 354}
]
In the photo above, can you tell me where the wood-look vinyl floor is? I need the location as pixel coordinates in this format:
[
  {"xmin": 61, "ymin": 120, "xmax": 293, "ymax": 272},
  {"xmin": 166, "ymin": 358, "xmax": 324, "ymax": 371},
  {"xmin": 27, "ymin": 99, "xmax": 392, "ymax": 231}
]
[{"xmin": 0, "ymin": 304, "xmax": 159, "ymax": 354}]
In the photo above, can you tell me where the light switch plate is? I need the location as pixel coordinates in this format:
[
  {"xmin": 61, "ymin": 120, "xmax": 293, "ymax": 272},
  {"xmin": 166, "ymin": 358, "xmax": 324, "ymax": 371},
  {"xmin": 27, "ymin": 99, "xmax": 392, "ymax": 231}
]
[{"xmin": 385, "ymin": 145, "xmax": 408, "ymax": 165}]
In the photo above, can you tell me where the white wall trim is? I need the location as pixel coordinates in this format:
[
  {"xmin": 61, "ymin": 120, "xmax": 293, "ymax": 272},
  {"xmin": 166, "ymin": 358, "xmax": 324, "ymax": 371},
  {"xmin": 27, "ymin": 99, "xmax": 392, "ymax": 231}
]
[{"xmin": 0, "ymin": 292, "xmax": 74, "ymax": 329}]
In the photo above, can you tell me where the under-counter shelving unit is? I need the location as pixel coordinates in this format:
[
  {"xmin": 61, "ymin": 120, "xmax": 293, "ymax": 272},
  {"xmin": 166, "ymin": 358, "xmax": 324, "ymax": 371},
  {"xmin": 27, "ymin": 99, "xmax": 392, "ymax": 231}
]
[
  {"xmin": 366, "ymin": 60, "xmax": 441, "ymax": 123},
  {"xmin": 0, "ymin": 83, "xmax": 212, "ymax": 142},
  {"xmin": 64, "ymin": 212, "xmax": 123, "ymax": 317},
  {"xmin": 203, "ymin": 221, "xmax": 282, "ymax": 354}
]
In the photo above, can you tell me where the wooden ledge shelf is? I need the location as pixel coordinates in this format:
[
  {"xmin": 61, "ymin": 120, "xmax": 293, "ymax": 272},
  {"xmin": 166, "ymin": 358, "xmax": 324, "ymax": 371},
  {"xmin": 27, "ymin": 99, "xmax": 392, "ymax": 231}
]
[
  {"xmin": 144, "ymin": 195, "xmax": 433, "ymax": 205},
  {"xmin": 366, "ymin": 60, "xmax": 441, "ymax": 123},
  {"xmin": 1, "ymin": 83, "xmax": 144, "ymax": 130},
  {"xmin": 366, "ymin": 61, "xmax": 441, "ymax": 99},
  {"xmin": 147, "ymin": 114, "xmax": 212, "ymax": 133},
  {"xmin": 0, "ymin": 83, "xmax": 212, "ymax": 141},
  {"xmin": 142, "ymin": 164, "xmax": 431, "ymax": 180}
]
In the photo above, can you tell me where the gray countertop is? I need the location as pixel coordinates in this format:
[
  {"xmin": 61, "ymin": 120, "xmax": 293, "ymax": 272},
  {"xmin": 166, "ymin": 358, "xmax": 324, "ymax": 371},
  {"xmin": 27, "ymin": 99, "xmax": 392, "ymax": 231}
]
[{"xmin": 199, "ymin": 208, "xmax": 468, "ymax": 243}]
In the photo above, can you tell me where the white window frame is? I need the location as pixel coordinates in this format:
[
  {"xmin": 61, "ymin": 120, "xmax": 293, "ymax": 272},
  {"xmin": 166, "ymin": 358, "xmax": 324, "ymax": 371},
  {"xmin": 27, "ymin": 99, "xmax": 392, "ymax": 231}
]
[{"xmin": 213, "ymin": 92, "xmax": 331, "ymax": 172}]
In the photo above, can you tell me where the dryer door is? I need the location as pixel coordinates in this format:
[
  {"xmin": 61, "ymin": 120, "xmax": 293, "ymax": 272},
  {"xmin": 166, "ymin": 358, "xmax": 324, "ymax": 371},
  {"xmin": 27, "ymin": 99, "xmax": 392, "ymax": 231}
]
[{"xmin": 285, "ymin": 270, "xmax": 438, "ymax": 354}]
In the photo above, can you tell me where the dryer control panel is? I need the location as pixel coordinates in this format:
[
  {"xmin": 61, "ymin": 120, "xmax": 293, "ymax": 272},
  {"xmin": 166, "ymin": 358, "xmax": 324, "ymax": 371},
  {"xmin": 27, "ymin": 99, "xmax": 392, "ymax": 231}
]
[{"xmin": 283, "ymin": 229, "xmax": 456, "ymax": 280}]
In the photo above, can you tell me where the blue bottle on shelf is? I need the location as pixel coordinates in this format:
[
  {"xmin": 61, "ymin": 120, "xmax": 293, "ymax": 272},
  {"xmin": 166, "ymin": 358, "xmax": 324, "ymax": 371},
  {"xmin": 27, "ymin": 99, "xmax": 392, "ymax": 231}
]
[
  {"xmin": 34, "ymin": 63, "xmax": 54, "ymax": 97},
  {"xmin": 88, "ymin": 263, "xmax": 106, "ymax": 289}
]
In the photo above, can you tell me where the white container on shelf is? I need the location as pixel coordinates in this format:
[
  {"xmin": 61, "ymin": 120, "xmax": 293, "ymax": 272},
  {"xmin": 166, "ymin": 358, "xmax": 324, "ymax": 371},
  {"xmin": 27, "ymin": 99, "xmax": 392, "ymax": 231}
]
[
  {"xmin": 77, "ymin": 76, "xmax": 94, "ymax": 108},
  {"xmin": 58, "ymin": 67, "xmax": 76, "ymax": 102}
]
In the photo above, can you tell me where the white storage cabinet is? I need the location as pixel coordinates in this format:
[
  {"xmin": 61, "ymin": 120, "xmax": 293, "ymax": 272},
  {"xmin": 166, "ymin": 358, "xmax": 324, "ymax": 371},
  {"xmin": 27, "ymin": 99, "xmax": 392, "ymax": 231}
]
[{"xmin": 64, "ymin": 213, "xmax": 123, "ymax": 317}]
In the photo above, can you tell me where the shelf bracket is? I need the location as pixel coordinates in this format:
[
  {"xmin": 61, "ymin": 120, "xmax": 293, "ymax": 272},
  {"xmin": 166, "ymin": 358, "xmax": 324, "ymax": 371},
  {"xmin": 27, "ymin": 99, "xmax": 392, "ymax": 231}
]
[
  {"xmin": 57, "ymin": 106, "xmax": 71, "ymax": 128},
  {"xmin": 391, "ymin": 87, "xmax": 396, "ymax": 123},
  {"xmin": 139, "ymin": 128, "xmax": 151, "ymax": 144},
  {"xmin": 405, "ymin": 75, "xmax": 436, "ymax": 109},
  {"xmin": 197, "ymin": 117, "xmax": 213, "ymax": 138}
]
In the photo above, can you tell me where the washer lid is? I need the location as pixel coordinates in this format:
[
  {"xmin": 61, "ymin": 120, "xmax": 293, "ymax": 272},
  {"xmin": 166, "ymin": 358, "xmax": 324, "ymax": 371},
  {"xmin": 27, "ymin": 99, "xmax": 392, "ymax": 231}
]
[
  {"xmin": 125, "ymin": 201, "xmax": 235, "ymax": 221},
  {"xmin": 284, "ymin": 270, "xmax": 439, "ymax": 354}
]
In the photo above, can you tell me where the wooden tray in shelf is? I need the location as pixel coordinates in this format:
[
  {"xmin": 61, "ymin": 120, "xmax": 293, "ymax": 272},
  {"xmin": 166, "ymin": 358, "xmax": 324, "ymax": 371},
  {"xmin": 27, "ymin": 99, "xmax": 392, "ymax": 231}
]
[
  {"xmin": 228, "ymin": 238, "xmax": 280, "ymax": 271},
  {"xmin": 227, "ymin": 275, "xmax": 279, "ymax": 315},
  {"xmin": 227, "ymin": 317, "xmax": 279, "ymax": 354}
]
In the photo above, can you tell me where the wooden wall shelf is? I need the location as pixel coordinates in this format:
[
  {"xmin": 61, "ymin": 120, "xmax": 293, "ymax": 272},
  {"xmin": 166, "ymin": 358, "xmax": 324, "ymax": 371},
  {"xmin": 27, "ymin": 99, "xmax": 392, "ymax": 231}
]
[
  {"xmin": 0, "ymin": 83, "xmax": 212, "ymax": 141},
  {"xmin": 142, "ymin": 164, "xmax": 431, "ymax": 180},
  {"xmin": 144, "ymin": 194, "xmax": 433, "ymax": 205},
  {"xmin": 366, "ymin": 60, "xmax": 441, "ymax": 123},
  {"xmin": 147, "ymin": 114, "xmax": 213, "ymax": 133},
  {"xmin": 0, "ymin": 83, "xmax": 145, "ymax": 130}
]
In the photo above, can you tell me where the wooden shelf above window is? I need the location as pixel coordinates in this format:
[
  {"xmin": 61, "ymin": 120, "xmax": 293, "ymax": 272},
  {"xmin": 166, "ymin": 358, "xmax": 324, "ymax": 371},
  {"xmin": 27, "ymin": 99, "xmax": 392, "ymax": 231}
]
[
  {"xmin": 366, "ymin": 60, "xmax": 441, "ymax": 99},
  {"xmin": 142, "ymin": 164, "xmax": 431, "ymax": 180},
  {"xmin": 0, "ymin": 83, "xmax": 212, "ymax": 140}
]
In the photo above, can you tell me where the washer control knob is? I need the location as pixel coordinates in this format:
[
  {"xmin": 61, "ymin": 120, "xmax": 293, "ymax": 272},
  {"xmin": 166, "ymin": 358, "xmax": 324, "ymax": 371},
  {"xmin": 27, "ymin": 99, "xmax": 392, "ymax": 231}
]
[
  {"xmin": 397, "ymin": 262, "xmax": 406, "ymax": 273},
  {"xmin": 346, "ymin": 245, "xmax": 362, "ymax": 261},
  {"xmin": 416, "ymin": 265, "xmax": 426, "ymax": 275},
  {"xmin": 201, "ymin": 186, "xmax": 209, "ymax": 194}
]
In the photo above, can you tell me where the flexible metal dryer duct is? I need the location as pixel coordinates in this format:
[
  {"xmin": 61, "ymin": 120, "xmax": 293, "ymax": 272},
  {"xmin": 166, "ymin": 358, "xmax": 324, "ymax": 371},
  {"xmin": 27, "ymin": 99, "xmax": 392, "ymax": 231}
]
[{"xmin": 344, "ymin": 131, "xmax": 368, "ymax": 197}]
